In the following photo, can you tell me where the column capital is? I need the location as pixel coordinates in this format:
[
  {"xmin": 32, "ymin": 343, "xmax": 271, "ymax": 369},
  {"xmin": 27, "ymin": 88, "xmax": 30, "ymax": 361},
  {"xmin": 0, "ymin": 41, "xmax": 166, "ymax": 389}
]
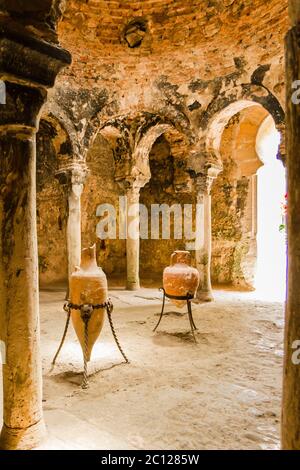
[
  {"xmin": 188, "ymin": 144, "xmax": 223, "ymax": 174},
  {"xmin": 117, "ymin": 176, "xmax": 149, "ymax": 194},
  {"xmin": 1, "ymin": 1, "xmax": 66, "ymax": 41},
  {"xmin": 56, "ymin": 163, "xmax": 89, "ymax": 188},
  {"xmin": 194, "ymin": 175, "xmax": 215, "ymax": 195},
  {"xmin": 0, "ymin": 23, "xmax": 71, "ymax": 133},
  {"xmin": 0, "ymin": 23, "xmax": 71, "ymax": 89},
  {"xmin": 0, "ymin": 82, "xmax": 47, "ymax": 132},
  {"xmin": 193, "ymin": 166, "xmax": 222, "ymax": 195}
]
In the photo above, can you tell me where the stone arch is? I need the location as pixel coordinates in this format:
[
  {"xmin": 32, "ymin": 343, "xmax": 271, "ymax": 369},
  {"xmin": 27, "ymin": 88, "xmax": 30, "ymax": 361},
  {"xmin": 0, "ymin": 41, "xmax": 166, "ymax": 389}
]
[
  {"xmin": 133, "ymin": 122, "xmax": 188, "ymax": 182},
  {"xmin": 203, "ymin": 84, "xmax": 285, "ymax": 166},
  {"xmin": 39, "ymin": 113, "xmax": 75, "ymax": 168},
  {"xmin": 41, "ymin": 103, "xmax": 80, "ymax": 161},
  {"xmin": 93, "ymin": 113, "xmax": 192, "ymax": 291},
  {"xmin": 202, "ymin": 84, "xmax": 284, "ymax": 131},
  {"xmin": 98, "ymin": 121, "xmax": 132, "ymax": 182},
  {"xmin": 209, "ymin": 94, "xmax": 286, "ymax": 292},
  {"xmin": 36, "ymin": 112, "xmax": 81, "ymax": 195},
  {"xmin": 97, "ymin": 113, "xmax": 190, "ymax": 184},
  {"xmin": 206, "ymin": 100, "xmax": 263, "ymax": 169}
]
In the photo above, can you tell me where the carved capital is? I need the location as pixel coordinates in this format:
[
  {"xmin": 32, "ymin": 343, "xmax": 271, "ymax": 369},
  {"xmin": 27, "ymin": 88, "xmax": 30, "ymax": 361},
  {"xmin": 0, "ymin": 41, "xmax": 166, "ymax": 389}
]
[
  {"xmin": 194, "ymin": 175, "xmax": 215, "ymax": 195},
  {"xmin": 0, "ymin": 82, "xmax": 47, "ymax": 131},
  {"xmin": 55, "ymin": 163, "xmax": 89, "ymax": 189},
  {"xmin": 116, "ymin": 173, "xmax": 150, "ymax": 194},
  {"xmin": 188, "ymin": 145, "xmax": 223, "ymax": 176},
  {"xmin": 193, "ymin": 164, "xmax": 222, "ymax": 195},
  {"xmin": 0, "ymin": 22, "xmax": 71, "ymax": 133},
  {"xmin": 0, "ymin": 23, "xmax": 71, "ymax": 88}
]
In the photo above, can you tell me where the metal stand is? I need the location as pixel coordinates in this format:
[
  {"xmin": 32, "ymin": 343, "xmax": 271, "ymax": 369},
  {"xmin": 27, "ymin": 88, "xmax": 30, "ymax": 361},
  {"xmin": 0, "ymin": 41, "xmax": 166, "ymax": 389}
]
[
  {"xmin": 51, "ymin": 304, "xmax": 71, "ymax": 367},
  {"xmin": 80, "ymin": 304, "xmax": 94, "ymax": 390},
  {"xmin": 153, "ymin": 288, "xmax": 198, "ymax": 342},
  {"xmin": 52, "ymin": 299, "xmax": 129, "ymax": 389}
]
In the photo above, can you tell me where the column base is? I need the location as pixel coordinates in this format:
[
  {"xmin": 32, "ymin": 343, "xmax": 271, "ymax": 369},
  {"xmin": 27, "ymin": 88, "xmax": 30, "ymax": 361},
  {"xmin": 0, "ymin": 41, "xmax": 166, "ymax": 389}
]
[
  {"xmin": 0, "ymin": 419, "xmax": 47, "ymax": 450},
  {"xmin": 194, "ymin": 289, "xmax": 214, "ymax": 303},
  {"xmin": 126, "ymin": 282, "xmax": 140, "ymax": 291}
]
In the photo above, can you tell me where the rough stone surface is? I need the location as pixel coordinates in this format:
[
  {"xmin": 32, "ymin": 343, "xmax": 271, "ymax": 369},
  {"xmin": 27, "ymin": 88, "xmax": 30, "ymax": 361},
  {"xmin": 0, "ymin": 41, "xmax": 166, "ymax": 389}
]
[
  {"xmin": 0, "ymin": 0, "xmax": 295, "ymax": 452},
  {"xmin": 36, "ymin": 119, "xmax": 68, "ymax": 285},
  {"xmin": 6, "ymin": 287, "xmax": 283, "ymax": 450},
  {"xmin": 211, "ymin": 106, "xmax": 267, "ymax": 288},
  {"xmin": 35, "ymin": 0, "xmax": 287, "ymax": 288},
  {"xmin": 0, "ymin": 4, "xmax": 70, "ymax": 450}
]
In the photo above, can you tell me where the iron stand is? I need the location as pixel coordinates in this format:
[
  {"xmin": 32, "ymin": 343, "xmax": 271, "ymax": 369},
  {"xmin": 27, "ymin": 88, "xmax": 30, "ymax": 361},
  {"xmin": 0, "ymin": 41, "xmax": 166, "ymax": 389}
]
[
  {"xmin": 153, "ymin": 288, "xmax": 198, "ymax": 342},
  {"xmin": 52, "ymin": 299, "xmax": 129, "ymax": 389}
]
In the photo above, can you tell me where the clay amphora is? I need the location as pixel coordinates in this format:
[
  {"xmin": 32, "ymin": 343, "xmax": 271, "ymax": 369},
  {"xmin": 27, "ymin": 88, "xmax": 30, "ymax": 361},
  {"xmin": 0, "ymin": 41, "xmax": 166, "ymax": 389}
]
[
  {"xmin": 163, "ymin": 251, "xmax": 200, "ymax": 307},
  {"xmin": 70, "ymin": 245, "xmax": 107, "ymax": 361}
]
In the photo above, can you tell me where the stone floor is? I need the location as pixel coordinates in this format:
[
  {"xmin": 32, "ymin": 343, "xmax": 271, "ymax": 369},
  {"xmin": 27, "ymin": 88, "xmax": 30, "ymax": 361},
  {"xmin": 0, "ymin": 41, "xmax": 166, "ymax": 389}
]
[{"xmin": 0, "ymin": 286, "xmax": 285, "ymax": 450}]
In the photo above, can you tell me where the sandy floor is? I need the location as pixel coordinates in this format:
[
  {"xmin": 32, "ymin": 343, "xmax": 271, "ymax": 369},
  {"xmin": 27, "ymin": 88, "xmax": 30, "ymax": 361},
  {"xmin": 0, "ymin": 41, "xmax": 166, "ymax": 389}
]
[{"xmin": 0, "ymin": 287, "xmax": 284, "ymax": 450}]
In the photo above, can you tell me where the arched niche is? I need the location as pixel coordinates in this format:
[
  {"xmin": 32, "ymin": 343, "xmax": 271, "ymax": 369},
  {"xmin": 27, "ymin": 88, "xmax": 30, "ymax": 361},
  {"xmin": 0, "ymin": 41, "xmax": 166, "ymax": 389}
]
[
  {"xmin": 204, "ymin": 84, "xmax": 285, "ymax": 166},
  {"xmin": 210, "ymin": 102, "xmax": 284, "ymax": 291},
  {"xmin": 82, "ymin": 114, "xmax": 192, "ymax": 288},
  {"xmin": 139, "ymin": 127, "xmax": 193, "ymax": 282}
]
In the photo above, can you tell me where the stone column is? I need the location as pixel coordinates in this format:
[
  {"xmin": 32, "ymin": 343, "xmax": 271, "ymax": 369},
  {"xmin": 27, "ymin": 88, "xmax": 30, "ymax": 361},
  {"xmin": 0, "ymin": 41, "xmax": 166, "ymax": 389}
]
[
  {"xmin": 126, "ymin": 183, "xmax": 142, "ymax": 291},
  {"xmin": 282, "ymin": 3, "xmax": 300, "ymax": 451},
  {"xmin": 194, "ymin": 175, "xmax": 215, "ymax": 302},
  {"xmin": 0, "ymin": 122, "xmax": 46, "ymax": 450},
  {"xmin": 0, "ymin": 30, "xmax": 70, "ymax": 450},
  {"xmin": 118, "ymin": 178, "xmax": 148, "ymax": 291},
  {"xmin": 57, "ymin": 165, "xmax": 88, "ymax": 283}
]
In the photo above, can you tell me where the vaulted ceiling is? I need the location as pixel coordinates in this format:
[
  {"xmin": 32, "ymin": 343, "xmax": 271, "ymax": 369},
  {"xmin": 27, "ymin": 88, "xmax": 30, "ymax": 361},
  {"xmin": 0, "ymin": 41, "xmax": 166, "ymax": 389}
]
[{"xmin": 57, "ymin": 0, "xmax": 288, "ymax": 85}]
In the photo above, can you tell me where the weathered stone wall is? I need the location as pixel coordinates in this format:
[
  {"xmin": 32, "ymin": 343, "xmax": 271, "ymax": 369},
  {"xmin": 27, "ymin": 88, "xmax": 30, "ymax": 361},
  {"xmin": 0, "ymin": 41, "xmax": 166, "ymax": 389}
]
[
  {"xmin": 140, "ymin": 136, "xmax": 194, "ymax": 280},
  {"xmin": 211, "ymin": 107, "xmax": 268, "ymax": 289},
  {"xmin": 37, "ymin": 186, "xmax": 68, "ymax": 286},
  {"xmin": 35, "ymin": 0, "xmax": 288, "ymax": 287},
  {"xmin": 54, "ymin": 0, "xmax": 287, "ymax": 130},
  {"xmin": 36, "ymin": 106, "xmax": 276, "ymax": 289},
  {"xmin": 211, "ymin": 161, "xmax": 255, "ymax": 288},
  {"xmin": 36, "ymin": 120, "xmax": 68, "ymax": 286},
  {"xmin": 81, "ymin": 133, "xmax": 126, "ymax": 278},
  {"xmin": 79, "ymin": 134, "xmax": 195, "ymax": 282}
]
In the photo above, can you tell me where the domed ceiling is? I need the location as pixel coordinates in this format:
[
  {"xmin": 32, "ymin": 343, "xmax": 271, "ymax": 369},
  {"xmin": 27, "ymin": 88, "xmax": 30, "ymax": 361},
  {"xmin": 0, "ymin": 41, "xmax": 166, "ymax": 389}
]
[{"xmin": 57, "ymin": 0, "xmax": 288, "ymax": 89}]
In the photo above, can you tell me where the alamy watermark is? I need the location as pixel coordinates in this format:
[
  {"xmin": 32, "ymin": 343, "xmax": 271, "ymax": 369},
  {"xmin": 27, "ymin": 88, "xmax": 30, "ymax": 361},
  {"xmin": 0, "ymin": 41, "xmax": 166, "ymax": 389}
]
[
  {"xmin": 292, "ymin": 340, "xmax": 300, "ymax": 365},
  {"xmin": 0, "ymin": 340, "xmax": 6, "ymax": 365},
  {"xmin": 96, "ymin": 197, "xmax": 204, "ymax": 251},
  {"xmin": 292, "ymin": 80, "xmax": 300, "ymax": 104},
  {"xmin": 0, "ymin": 80, "xmax": 6, "ymax": 105}
]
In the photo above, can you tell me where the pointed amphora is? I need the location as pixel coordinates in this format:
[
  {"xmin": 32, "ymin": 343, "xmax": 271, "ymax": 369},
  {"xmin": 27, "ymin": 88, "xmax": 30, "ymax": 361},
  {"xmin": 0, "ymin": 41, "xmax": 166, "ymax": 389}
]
[
  {"xmin": 163, "ymin": 251, "xmax": 200, "ymax": 307},
  {"xmin": 70, "ymin": 245, "xmax": 107, "ymax": 361}
]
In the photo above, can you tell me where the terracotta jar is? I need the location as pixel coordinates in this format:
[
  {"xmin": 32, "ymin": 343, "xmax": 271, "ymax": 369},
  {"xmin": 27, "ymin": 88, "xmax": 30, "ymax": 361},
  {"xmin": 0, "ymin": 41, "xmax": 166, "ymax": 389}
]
[
  {"xmin": 163, "ymin": 251, "xmax": 200, "ymax": 307},
  {"xmin": 70, "ymin": 245, "xmax": 107, "ymax": 361}
]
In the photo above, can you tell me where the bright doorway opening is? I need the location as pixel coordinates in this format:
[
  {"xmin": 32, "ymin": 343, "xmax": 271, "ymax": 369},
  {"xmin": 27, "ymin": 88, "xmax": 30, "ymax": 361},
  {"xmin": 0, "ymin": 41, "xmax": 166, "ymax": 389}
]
[{"xmin": 255, "ymin": 115, "xmax": 286, "ymax": 301}]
